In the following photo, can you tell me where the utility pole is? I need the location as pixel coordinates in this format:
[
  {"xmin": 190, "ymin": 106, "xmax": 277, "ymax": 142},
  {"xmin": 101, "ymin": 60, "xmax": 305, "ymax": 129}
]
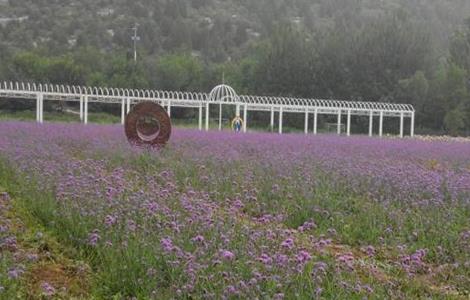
[{"xmin": 131, "ymin": 23, "xmax": 140, "ymax": 62}]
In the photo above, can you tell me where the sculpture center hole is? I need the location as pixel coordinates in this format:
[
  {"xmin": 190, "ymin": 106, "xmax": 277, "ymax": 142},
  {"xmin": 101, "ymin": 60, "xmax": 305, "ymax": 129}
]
[{"xmin": 136, "ymin": 114, "xmax": 161, "ymax": 142}]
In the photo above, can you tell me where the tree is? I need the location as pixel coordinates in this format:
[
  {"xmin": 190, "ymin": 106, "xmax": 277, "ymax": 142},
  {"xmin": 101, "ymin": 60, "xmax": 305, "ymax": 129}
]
[
  {"xmin": 450, "ymin": 18, "xmax": 470, "ymax": 73},
  {"xmin": 153, "ymin": 53, "xmax": 203, "ymax": 91},
  {"xmin": 9, "ymin": 52, "xmax": 87, "ymax": 85},
  {"xmin": 444, "ymin": 108, "xmax": 466, "ymax": 136},
  {"xmin": 253, "ymin": 24, "xmax": 313, "ymax": 97}
]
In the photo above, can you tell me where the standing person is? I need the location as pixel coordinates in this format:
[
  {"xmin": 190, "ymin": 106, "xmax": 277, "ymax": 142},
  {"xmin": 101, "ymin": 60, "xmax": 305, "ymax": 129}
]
[{"xmin": 232, "ymin": 116, "xmax": 243, "ymax": 132}]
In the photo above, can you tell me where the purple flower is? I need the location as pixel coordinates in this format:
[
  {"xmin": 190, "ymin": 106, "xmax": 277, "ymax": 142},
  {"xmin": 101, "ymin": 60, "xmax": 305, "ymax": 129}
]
[
  {"xmin": 363, "ymin": 284, "xmax": 374, "ymax": 294},
  {"xmin": 104, "ymin": 215, "xmax": 117, "ymax": 227},
  {"xmin": 275, "ymin": 254, "xmax": 289, "ymax": 266},
  {"xmin": 87, "ymin": 230, "xmax": 101, "ymax": 247},
  {"xmin": 191, "ymin": 235, "xmax": 205, "ymax": 243},
  {"xmin": 8, "ymin": 267, "xmax": 24, "ymax": 279},
  {"xmin": 26, "ymin": 253, "xmax": 39, "ymax": 262},
  {"xmin": 160, "ymin": 238, "xmax": 174, "ymax": 253},
  {"xmin": 313, "ymin": 261, "xmax": 328, "ymax": 275},
  {"xmin": 298, "ymin": 220, "xmax": 316, "ymax": 232},
  {"xmin": 258, "ymin": 253, "xmax": 273, "ymax": 266},
  {"xmin": 220, "ymin": 250, "xmax": 235, "ymax": 261},
  {"xmin": 281, "ymin": 238, "xmax": 294, "ymax": 249},
  {"xmin": 362, "ymin": 245, "xmax": 376, "ymax": 257},
  {"xmin": 127, "ymin": 220, "xmax": 137, "ymax": 232},
  {"xmin": 41, "ymin": 282, "xmax": 56, "ymax": 296},
  {"xmin": 1, "ymin": 236, "xmax": 17, "ymax": 250},
  {"xmin": 271, "ymin": 184, "xmax": 280, "ymax": 193},
  {"xmin": 226, "ymin": 285, "xmax": 238, "ymax": 294},
  {"xmin": 336, "ymin": 252, "xmax": 355, "ymax": 271},
  {"xmin": 296, "ymin": 250, "xmax": 312, "ymax": 264},
  {"xmin": 0, "ymin": 192, "xmax": 10, "ymax": 201}
]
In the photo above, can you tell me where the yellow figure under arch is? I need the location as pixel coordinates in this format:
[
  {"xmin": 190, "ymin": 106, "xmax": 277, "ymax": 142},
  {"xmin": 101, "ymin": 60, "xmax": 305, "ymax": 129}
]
[{"xmin": 231, "ymin": 116, "xmax": 244, "ymax": 132}]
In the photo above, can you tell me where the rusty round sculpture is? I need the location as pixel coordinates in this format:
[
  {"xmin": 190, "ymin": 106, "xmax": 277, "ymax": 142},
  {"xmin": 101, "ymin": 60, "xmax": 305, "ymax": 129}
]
[{"xmin": 125, "ymin": 102, "xmax": 171, "ymax": 147}]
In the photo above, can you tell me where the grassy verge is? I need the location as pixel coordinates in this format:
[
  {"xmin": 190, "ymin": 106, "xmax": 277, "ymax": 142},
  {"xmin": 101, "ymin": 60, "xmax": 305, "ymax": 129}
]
[
  {"xmin": 0, "ymin": 165, "xmax": 91, "ymax": 299},
  {"xmin": 0, "ymin": 110, "xmax": 120, "ymax": 124},
  {"xmin": 0, "ymin": 110, "xmax": 322, "ymax": 133}
]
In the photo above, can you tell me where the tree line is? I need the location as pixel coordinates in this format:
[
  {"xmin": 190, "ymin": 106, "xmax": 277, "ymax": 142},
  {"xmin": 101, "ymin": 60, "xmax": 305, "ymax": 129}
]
[{"xmin": 1, "ymin": 10, "xmax": 470, "ymax": 135}]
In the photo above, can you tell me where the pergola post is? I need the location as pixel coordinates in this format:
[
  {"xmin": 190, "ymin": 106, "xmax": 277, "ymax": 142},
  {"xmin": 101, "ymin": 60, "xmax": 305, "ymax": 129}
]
[
  {"xmin": 205, "ymin": 102, "xmax": 209, "ymax": 131},
  {"xmin": 167, "ymin": 100, "xmax": 172, "ymax": 117},
  {"xmin": 337, "ymin": 110, "xmax": 342, "ymax": 135},
  {"xmin": 126, "ymin": 98, "xmax": 131, "ymax": 114},
  {"xmin": 84, "ymin": 95, "xmax": 88, "ymax": 125},
  {"xmin": 270, "ymin": 107, "xmax": 275, "ymax": 132},
  {"xmin": 243, "ymin": 104, "xmax": 248, "ymax": 133},
  {"xmin": 410, "ymin": 112, "xmax": 415, "ymax": 137},
  {"xmin": 121, "ymin": 98, "xmax": 126, "ymax": 125},
  {"xmin": 400, "ymin": 112, "xmax": 404, "ymax": 138},
  {"xmin": 36, "ymin": 93, "xmax": 40, "ymax": 123},
  {"xmin": 313, "ymin": 108, "xmax": 318, "ymax": 135},
  {"xmin": 236, "ymin": 104, "xmax": 240, "ymax": 117},
  {"xmin": 304, "ymin": 108, "xmax": 309, "ymax": 134},
  {"xmin": 218, "ymin": 103, "xmax": 222, "ymax": 131},
  {"xmin": 198, "ymin": 103, "xmax": 203, "ymax": 131},
  {"xmin": 80, "ymin": 95, "xmax": 84, "ymax": 122},
  {"xmin": 379, "ymin": 111, "xmax": 384, "ymax": 137},
  {"xmin": 346, "ymin": 110, "xmax": 351, "ymax": 137},
  {"xmin": 279, "ymin": 106, "xmax": 283, "ymax": 134},
  {"xmin": 39, "ymin": 93, "xmax": 44, "ymax": 123},
  {"xmin": 369, "ymin": 111, "xmax": 374, "ymax": 137}
]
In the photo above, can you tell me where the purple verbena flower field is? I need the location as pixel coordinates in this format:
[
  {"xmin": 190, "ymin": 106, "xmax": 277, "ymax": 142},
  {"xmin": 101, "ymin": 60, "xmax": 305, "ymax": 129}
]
[{"xmin": 0, "ymin": 121, "xmax": 469, "ymax": 299}]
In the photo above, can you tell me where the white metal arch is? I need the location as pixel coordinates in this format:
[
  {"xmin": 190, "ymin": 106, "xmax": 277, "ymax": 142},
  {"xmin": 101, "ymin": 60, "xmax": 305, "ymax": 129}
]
[{"xmin": 0, "ymin": 81, "xmax": 415, "ymax": 137}]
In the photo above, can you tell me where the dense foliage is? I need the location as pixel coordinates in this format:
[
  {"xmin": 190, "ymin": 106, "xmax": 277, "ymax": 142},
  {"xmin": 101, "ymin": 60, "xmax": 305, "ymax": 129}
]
[
  {"xmin": 0, "ymin": 122, "xmax": 469, "ymax": 298},
  {"xmin": 1, "ymin": 0, "xmax": 470, "ymax": 134}
]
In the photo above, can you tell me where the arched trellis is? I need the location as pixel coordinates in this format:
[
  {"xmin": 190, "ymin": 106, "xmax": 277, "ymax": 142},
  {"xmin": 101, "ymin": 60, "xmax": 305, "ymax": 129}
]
[{"xmin": 0, "ymin": 81, "xmax": 415, "ymax": 137}]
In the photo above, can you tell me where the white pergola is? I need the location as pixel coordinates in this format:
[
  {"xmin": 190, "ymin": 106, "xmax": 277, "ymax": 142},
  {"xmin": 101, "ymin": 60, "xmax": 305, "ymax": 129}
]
[{"xmin": 0, "ymin": 81, "xmax": 415, "ymax": 137}]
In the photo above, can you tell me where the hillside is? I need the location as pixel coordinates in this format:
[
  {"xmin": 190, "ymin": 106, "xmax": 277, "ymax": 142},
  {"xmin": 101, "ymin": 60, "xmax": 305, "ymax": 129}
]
[
  {"xmin": 1, "ymin": 0, "xmax": 470, "ymax": 61},
  {"xmin": 1, "ymin": 0, "xmax": 470, "ymax": 135}
]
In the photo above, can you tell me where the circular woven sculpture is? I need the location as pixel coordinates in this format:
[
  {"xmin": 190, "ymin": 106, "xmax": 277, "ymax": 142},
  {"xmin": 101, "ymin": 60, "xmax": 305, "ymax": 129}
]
[{"xmin": 125, "ymin": 102, "xmax": 171, "ymax": 147}]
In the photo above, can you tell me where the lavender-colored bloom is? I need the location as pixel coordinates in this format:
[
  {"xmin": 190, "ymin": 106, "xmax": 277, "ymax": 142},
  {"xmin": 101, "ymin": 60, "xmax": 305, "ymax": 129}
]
[
  {"xmin": 220, "ymin": 250, "xmax": 235, "ymax": 261},
  {"xmin": 191, "ymin": 235, "xmax": 205, "ymax": 243},
  {"xmin": 1, "ymin": 236, "xmax": 17, "ymax": 250},
  {"xmin": 273, "ymin": 293, "xmax": 285, "ymax": 300},
  {"xmin": 361, "ymin": 245, "xmax": 376, "ymax": 257},
  {"xmin": 8, "ymin": 267, "xmax": 24, "ymax": 279},
  {"xmin": 313, "ymin": 261, "xmax": 328, "ymax": 275},
  {"xmin": 275, "ymin": 254, "xmax": 289, "ymax": 266},
  {"xmin": 298, "ymin": 220, "xmax": 316, "ymax": 232},
  {"xmin": 258, "ymin": 253, "xmax": 273, "ymax": 266},
  {"xmin": 41, "ymin": 282, "xmax": 56, "ymax": 296},
  {"xmin": 363, "ymin": 284, "xmax": 374, "ymax": 294},
  {"xmin": 0, "ymin": 192, "xmax": 10, "ymax": 201},
  {"xmin": 296, "ymin": 250, "xmax": 312, "ymax": 264},
  {"xmin": 281, "ymin": 238, "xmax": 294, "ymax": 249},
  {"xmin": 161, "ymin": 238, "xmax": 174, "ymax": 253},
  {"xmin": 226, "ymin": 285, "xmax": 237, "ymax": 294},
  {"xmin": 104, "ymin": 215, "xmax": 117, "ymax": 227},
  {"xmin": 26, "ymin": 253, "xmax": 39, "ymax": 262},
  {"xmin": 88, "ymin": 230, "xmax": 101, "ymax": 247},
  {"xmin": 315, "ymin": 287, "xmax": 323, "ymax": 297}
]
